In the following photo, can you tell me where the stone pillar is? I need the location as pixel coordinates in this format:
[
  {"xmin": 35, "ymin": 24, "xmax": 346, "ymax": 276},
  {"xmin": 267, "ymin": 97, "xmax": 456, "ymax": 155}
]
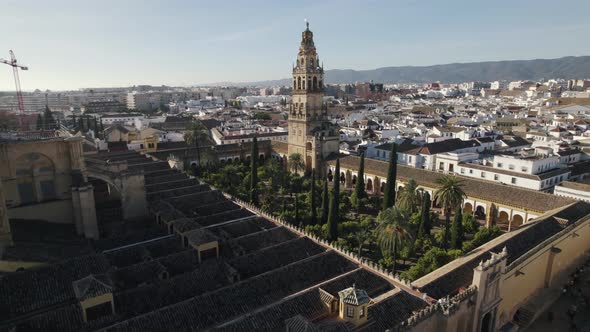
[
  {"xmin": 0, "ymin": 178, "xmax": 13, "ymax": 247},
  {"xmin": 121, "ymin": 172, "xmax": 148, "ymax": 220},
  {"xmin": 77, "ymin": 184, "xmax": 99, "ymax": 240}
]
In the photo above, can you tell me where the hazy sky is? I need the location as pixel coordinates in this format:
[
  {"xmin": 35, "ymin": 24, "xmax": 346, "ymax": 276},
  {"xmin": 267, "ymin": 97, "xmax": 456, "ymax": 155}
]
[{"xmin": 2, "ymin": 0, "xmax": 590, "ymax": 90}]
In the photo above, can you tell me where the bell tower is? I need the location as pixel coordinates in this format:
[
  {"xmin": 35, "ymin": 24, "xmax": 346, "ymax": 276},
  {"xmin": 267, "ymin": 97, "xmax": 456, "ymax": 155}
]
[{"xmin": 288, "ymin": 21, "xmax": 339, "ymax": 173}]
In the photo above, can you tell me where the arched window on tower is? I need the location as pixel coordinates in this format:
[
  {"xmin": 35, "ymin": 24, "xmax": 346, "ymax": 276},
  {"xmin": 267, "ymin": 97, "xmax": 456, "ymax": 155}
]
[
  {"xmin": 293, "ymin": 79, "xmax": 296, "ymax": 88},
  {"xmin": 297, "ymin": 77, "xmax": 301, "ymax": 90},
  {"xmin": 307, "ymin": 78, "xmax": 311, "ymax": 91},
  {"xmin": 302, "ymin": 78, "xmax": 306, "ymax": 90},
  {"xmin": 313, "ymin": 77, "xmax": 318, "ymax": 91}
]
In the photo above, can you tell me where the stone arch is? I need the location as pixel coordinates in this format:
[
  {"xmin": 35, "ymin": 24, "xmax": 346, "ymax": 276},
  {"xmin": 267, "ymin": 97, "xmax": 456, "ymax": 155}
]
[
  {"xmin": 498, "ymin": 211, "xmax": 510, "ymax": 225},
  {"xmin": 327, "ymin": 168, "xmax": 333, "ymax": 182},
  {"xmin": 475, "ymin": 205, "xmax": 486, "ymax": 219},
  {"xmin": 305, "ymin": 155, "xmax": 312, "ymax": 173},
  {"xmin": 297, "ymin": 77, "xmax": 301, "ymax": 90},
  {"xmin": 511, "ymin": 214, "xmax": 524, "ymax": 229},
  {"xmin": 302, "ymin": 77, "xmax": 306, "ymax": 90},
  {"xmin": 307, "ymin": 77, "xmax": 311, "ymax": 91},
  {"xmin": 306, "ymin": 142, "xmax": 312, "ymax": 150},
  {"xmin": 366, "ymin": 178, "xmax": 373, "ymax": 192},
  {"xmin": 463, "ymin": 202, "xmax": 473, "ymax": 214},
  {"xmin": 352, "ymin": 175, "xmax": 357, "ymax": 186},
  {"xmin": 88, "ymin": 174, "xmax": 122, "ymax": 210},
  {"xmin": 234, "ymin": 157, "xmax": 240, "ymax": 163},
  {"xmin": 380, "ymin": 181, "xmax": 385, "ymax": 193},
  {"xmin": 15, "ymin": 152, "xmax": 57, "ymax": 203},
  {"xmin": 340, "ymin": 172, "xmax": 345, "ymax": 185}
]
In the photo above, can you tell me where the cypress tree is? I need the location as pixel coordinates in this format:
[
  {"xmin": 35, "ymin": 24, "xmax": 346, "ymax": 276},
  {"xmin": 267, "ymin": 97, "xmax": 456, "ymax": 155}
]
[
  {"xmin": 383, "ymin": 142, "xmax": 398, "ymax": 210},
  {"xmin": 450, "ymin": 206, "xmax": 464, "ymax": 250},
  {"xmin": 36, "ymin": 114, "xmax": 44, "ymax": 130},
  {"xmin": 352, "ymin": 152, "xmax": 367, "ymax": 212},
  {"xmin": 320, "ymin": 178, "xmax": 329, "ymax": 225},
  {"xmin": 310, "ymin": 169, "xmax": 317, "ymax": 225},
  {"xmin": 327, "ymin": 158, "xmax": 340, "ymax": 241},
  {"xmin": 418, "ymin": 191, "xmax": 431, "ymax": 238},
  {"xmin": 86, "ymin": 117, "xmax": 92, "ymax": 132},
  {"xmin": 43, "ymin": 105, "xmax": 55, "ymax": 129},
  {"xmin": 249, "ymin": 137, "xmax": 259, "ymax": 205}
]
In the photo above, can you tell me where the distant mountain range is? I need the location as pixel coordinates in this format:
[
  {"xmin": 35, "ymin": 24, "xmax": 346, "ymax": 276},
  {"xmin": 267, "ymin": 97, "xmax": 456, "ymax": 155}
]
[{"xmin": 210, "ymin": 56, "xmax": 590, "ymax": 87}]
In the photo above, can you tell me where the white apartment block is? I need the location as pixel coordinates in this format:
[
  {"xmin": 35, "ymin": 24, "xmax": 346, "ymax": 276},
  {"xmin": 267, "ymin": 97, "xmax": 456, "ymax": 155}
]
[
  {"xmin": 437, "ymin": 152, "xmax": 570, "ymax": 191},
  {"xmin": 554, "ymin": 181, "xmax": 590, "ymax": 202}
]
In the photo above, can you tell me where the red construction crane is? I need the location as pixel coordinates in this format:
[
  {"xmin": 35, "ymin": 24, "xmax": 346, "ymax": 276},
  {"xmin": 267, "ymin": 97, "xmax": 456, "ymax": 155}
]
[{"xmin": 1, "ymin": 50, "xmax": 28, "ymax": 130}]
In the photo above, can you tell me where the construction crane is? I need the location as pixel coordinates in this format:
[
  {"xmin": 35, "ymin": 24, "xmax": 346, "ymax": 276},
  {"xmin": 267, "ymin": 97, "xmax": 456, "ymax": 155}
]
[{"xmin": 1, "ymin": 50, "xmax": 28, "ymax": 130}]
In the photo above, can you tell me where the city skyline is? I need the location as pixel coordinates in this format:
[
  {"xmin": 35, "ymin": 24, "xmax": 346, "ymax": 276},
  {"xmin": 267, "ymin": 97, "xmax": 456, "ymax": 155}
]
[{"xmin": 2, "ymin": 0, "xmax": 590, "ymax": 90}]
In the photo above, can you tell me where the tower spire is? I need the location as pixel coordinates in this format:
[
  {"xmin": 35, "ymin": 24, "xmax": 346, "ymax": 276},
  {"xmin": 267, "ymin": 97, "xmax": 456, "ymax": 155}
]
[{"xmin": 305, "ymin": 18, "xmax": 309, "ymax": 31}]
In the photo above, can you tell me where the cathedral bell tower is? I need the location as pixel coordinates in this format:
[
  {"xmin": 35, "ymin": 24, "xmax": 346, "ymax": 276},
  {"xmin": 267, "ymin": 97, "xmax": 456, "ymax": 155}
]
[{"xmin": 288, "ymin": 21, "xmax": 339, "ymax": 174}]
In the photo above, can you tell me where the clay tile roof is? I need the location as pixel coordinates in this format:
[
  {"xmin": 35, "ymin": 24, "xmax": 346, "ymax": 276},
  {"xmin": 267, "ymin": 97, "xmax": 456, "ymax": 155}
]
[
  {"xmin": 284, "ymin": 315, "xmax": 322, "ymax": 332},
  {"xmin": 72, "ymin": 274, "xmax": 113, "ymax": 301},
  {"xmin": 338, "ymin": 285, "xmax": 369, "ymax": 305}
]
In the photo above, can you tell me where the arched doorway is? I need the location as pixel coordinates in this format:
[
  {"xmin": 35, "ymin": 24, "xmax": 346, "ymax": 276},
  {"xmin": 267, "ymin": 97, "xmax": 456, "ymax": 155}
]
[
  {"xmin": 380, "ymin": 182, "xmax": 385, "ymax": 193},
  {"xmin": 352, "ymin": 175, "xmax": 357, "ymax": 186},
  {"xmin": 481, "ymin": 311, "xmax": 492, "ymax": 332},
  {"xmin": 340, "ymin": 172, "xmax": 345, "ymax": 185},
  {"xmin": 475, "ymin": 205, "xmax": 486, "ymax": 219},
  {"xmin": 366, "ymin": 179, "xmax": 373, "ymax": 192},
  {"xmin": 463, "ymin": 202, "xmax": 473, "ymax": 214},
  {"xmin": 497, "ymin": 211, "xmax": 510, "ymax": 229},
  {"xmin": 511, "ymin": 215, "xmax": 524, "ymax": 229},
  {"xmin": 88, "ymin": 176, "xmax": 122, "ymax": 236},
  {"xmin": 498, "ymin": 211, "xmax": 509, "ymax": 223},
  {"xmin": 327, "ymin": 169, "xmax": 333, "ymax": 182}
]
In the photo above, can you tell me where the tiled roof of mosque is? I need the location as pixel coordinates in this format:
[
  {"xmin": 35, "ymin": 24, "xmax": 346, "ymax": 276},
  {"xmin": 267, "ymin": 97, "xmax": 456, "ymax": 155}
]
[{"xmin": 4, "ymin": 150, "xmax": 589, "ymax": 332}]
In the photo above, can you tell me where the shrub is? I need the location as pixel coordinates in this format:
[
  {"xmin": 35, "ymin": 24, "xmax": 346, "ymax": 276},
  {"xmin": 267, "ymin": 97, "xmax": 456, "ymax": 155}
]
[
  {"xmin": 401, "ymin": 247, "xmax": 453, "ymax": 281},
  {"xmin": 462, "ymin": 213, "xmax": 479, "ymax": 234}
]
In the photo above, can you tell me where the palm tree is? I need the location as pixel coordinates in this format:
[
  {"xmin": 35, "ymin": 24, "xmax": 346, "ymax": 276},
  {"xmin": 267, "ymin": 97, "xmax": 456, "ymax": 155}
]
[
  {"xmin": 184, "ymin": 121, "xmax": 209, "ymax": 175},
  {"xmin": 433, "ymin": 175, "xmax": 466, "ymax": 249},
  {"xmin": 288, "ymin": 153, "xmax": 305, "ymax": 174},
  {"xmin": 396, "ymin": 178, "xmax": 421, "ymax": 215},
  {"xmin": 375, "ymin": 207, "xmax": 412, "ymax": 274}
]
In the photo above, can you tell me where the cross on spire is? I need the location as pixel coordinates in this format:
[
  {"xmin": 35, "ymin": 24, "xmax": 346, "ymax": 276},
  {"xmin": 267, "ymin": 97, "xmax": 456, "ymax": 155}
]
[{"xmin": 305, "ymin": 19, "xmax": 309, "ymax": 30}]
